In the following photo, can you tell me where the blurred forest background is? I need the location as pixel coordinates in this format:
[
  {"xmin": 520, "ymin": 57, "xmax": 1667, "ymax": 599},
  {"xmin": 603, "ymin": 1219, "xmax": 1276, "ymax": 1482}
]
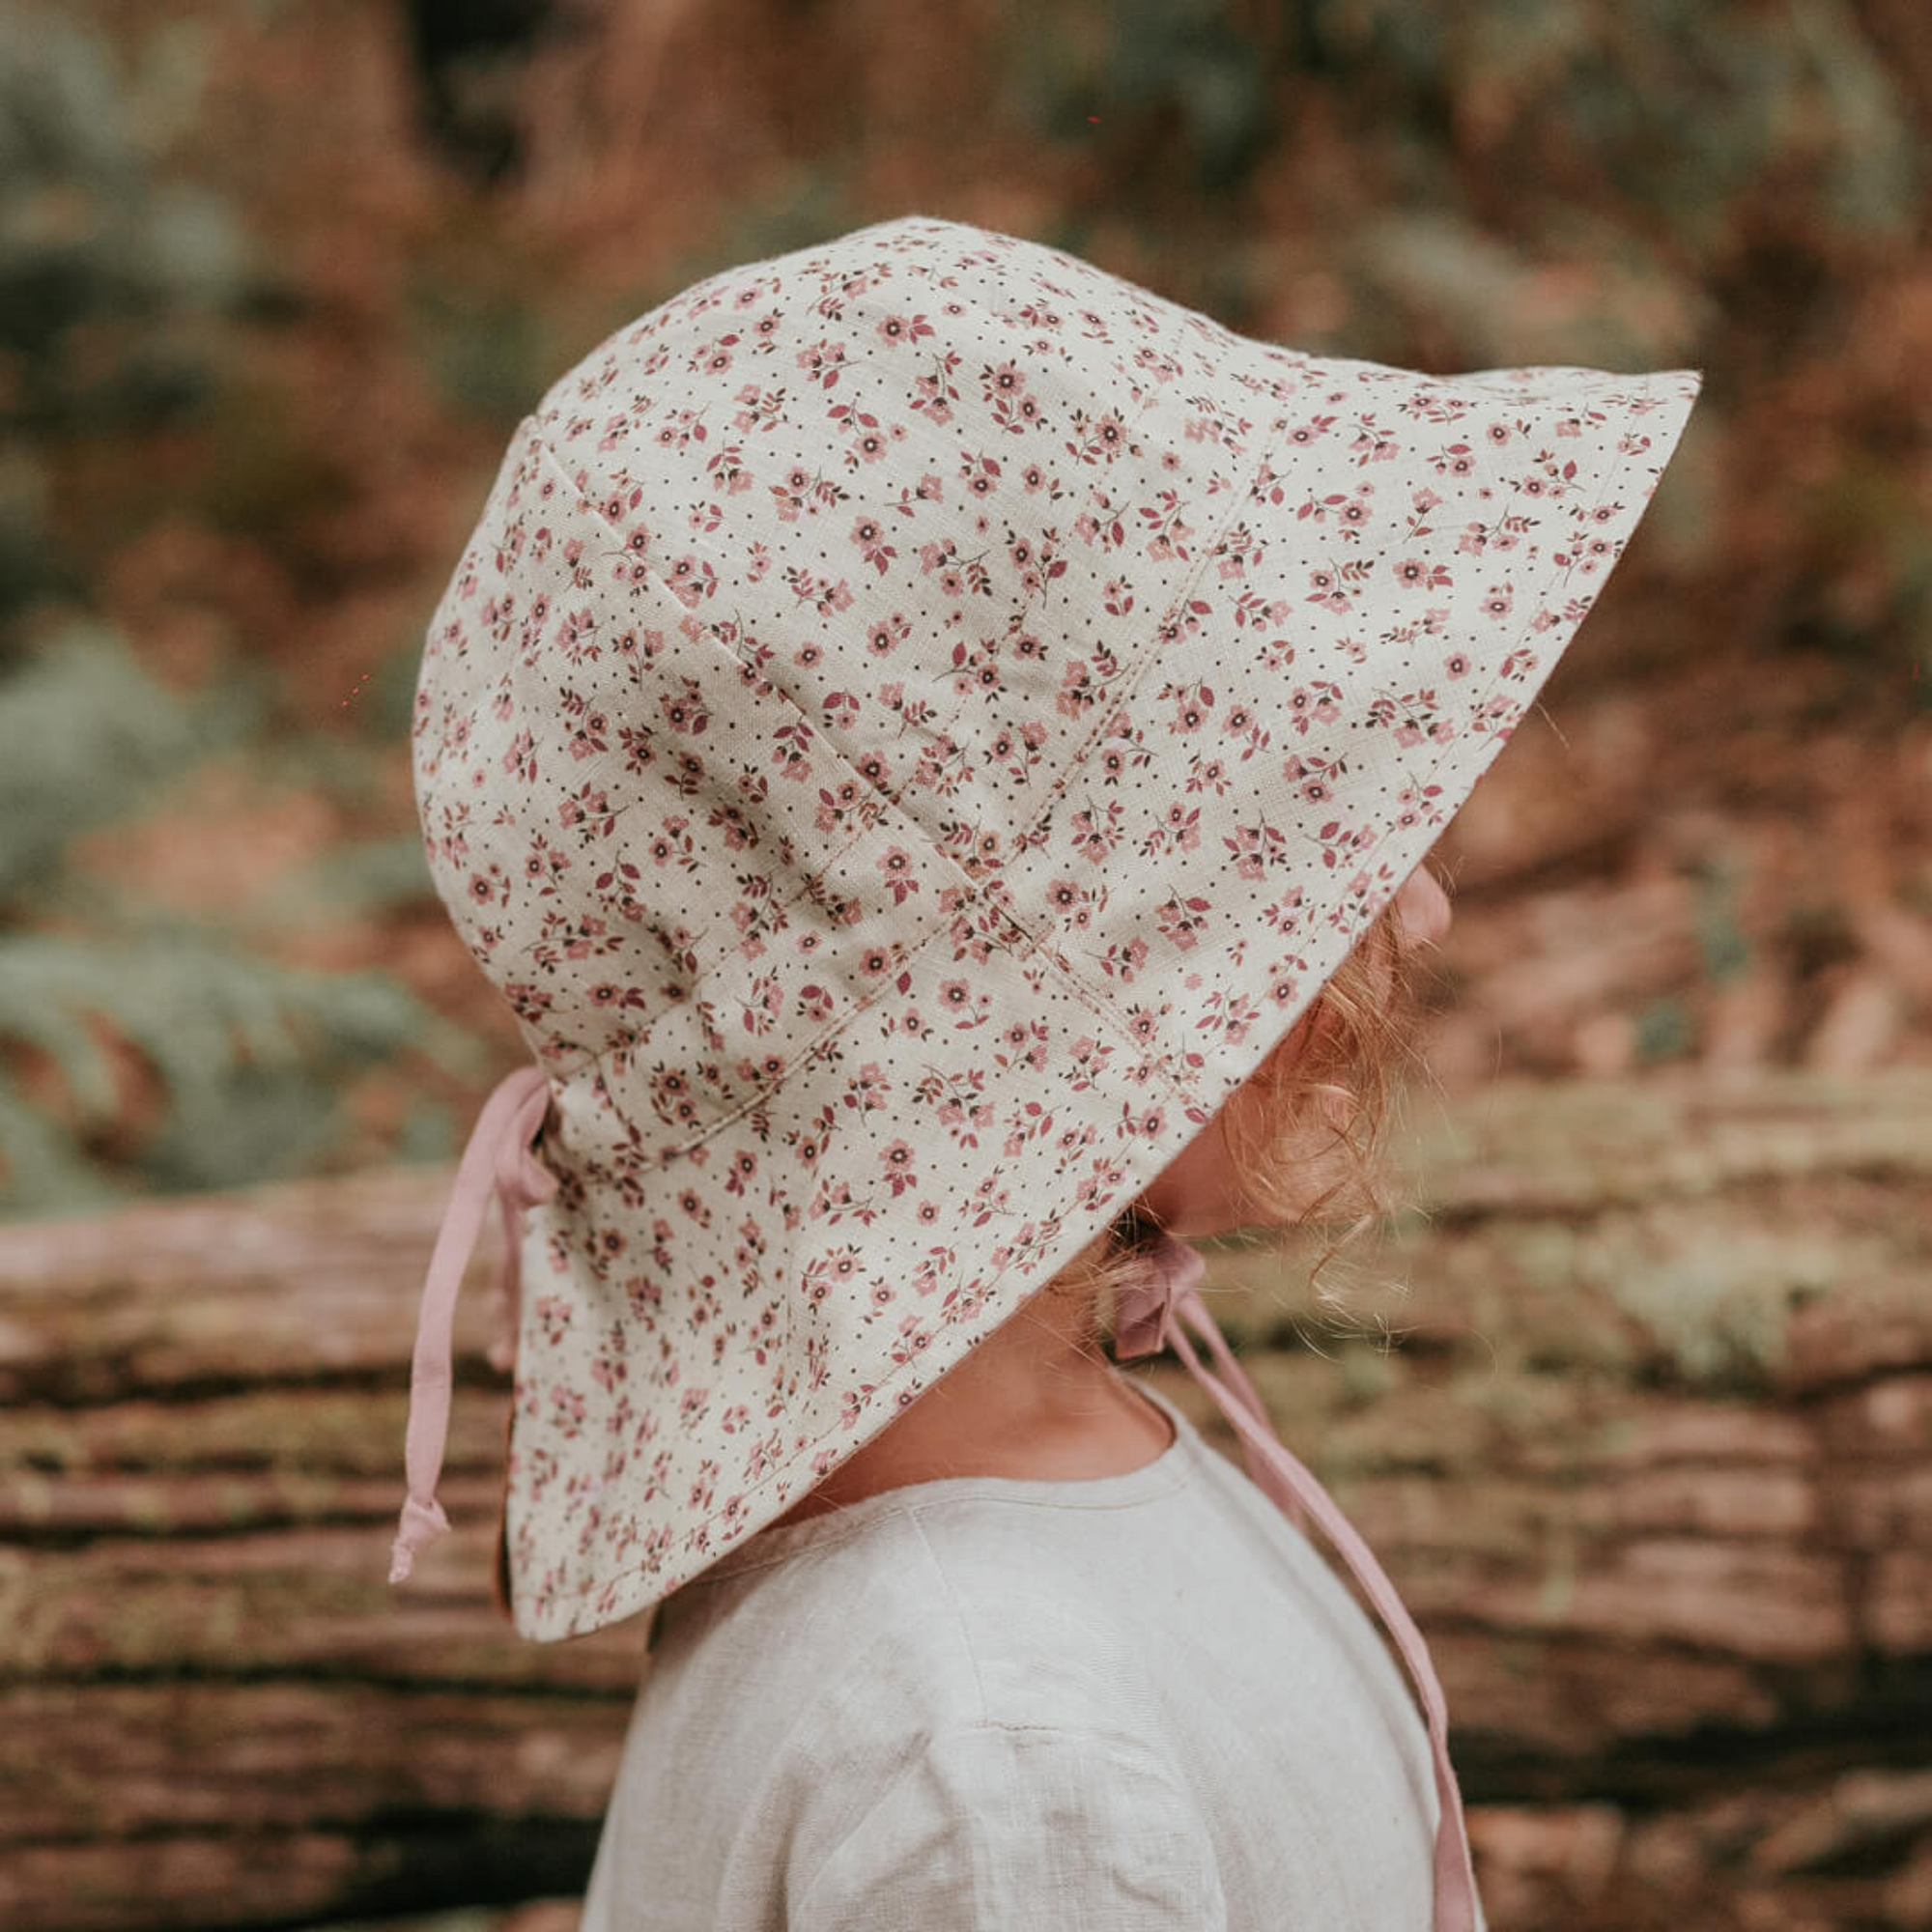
[
  {"xmin": 3, "ymin": 2, "xmax": 1932, "ymax": 1930},
  {"xmin": 2, "ymin": 0, "xmax": 1927, "ymax": 1222}
]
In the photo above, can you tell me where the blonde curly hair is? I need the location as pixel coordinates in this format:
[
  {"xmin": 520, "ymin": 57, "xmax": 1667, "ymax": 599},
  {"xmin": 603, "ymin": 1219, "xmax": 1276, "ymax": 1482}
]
[{"xmin": 1051, "ymin": 871, "xmax": 1442, "ymax": 1358}]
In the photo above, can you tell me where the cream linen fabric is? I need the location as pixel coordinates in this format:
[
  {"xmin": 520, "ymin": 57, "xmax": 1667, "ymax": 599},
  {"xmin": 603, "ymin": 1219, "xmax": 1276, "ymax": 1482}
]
[{"xmin": 579, "ymin": 1379, "xmax": 1488, "ymax": 1931}]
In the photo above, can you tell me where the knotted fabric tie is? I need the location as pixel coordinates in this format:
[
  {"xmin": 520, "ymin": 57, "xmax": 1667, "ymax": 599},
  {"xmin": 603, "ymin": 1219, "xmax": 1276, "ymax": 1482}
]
[
  {"xmin": 1113, "ymin": 1231, "xmax": 1482, "ymax": 1932},
  {"xmin": 389, "ymin": 1063, "xmax": 557, "ymax": 1585}
]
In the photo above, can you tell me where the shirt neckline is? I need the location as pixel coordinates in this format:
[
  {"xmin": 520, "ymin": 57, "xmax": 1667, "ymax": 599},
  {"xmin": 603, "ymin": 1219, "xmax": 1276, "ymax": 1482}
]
[{"xmin": 679, "ymin": 1376, "xmax": 1201, "ymax": 1590}]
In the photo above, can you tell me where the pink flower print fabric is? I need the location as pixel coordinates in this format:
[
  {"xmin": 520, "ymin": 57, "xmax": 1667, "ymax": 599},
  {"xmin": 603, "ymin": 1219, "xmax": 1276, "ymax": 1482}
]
[{"xmin": 409, "ymin": 213, "xmax": 1701, "ymax": 1641}]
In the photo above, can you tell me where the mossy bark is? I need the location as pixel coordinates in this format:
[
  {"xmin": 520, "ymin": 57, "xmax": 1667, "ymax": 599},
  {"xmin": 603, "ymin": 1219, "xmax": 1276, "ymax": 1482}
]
[{"xmin": 3, "ymin": 1066, "xmax": 1929, "ymax": 1930}]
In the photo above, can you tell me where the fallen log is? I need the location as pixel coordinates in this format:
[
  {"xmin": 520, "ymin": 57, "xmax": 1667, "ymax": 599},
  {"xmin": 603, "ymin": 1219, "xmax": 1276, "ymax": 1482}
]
[{"xmin": 2, "ymin": 1065, "xmax": 1929, "ymax": 1931}]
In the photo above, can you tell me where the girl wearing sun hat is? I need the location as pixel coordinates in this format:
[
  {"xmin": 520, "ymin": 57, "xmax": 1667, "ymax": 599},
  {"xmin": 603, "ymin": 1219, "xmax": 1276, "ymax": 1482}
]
[{"xmin": 393, "ymin": 213, "xmax": 1701, "ymax": 1928}]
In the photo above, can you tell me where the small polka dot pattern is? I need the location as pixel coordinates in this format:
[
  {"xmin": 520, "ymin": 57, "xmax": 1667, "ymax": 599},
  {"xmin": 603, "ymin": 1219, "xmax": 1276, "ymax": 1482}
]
[{"xmin": 411, "ymin": 213, "xmax": 1702, "ymax": 1639}]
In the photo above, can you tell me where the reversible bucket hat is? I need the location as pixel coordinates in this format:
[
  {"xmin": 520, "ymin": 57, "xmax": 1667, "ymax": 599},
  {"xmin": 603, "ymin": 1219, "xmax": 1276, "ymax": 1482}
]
[{"xmin": 391, "ymin": 212, "xmax": 1701, "ymax": 1924}]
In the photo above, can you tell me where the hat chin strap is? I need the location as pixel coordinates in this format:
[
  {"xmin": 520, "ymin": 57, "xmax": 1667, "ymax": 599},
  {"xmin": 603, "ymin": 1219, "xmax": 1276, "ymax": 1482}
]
[
  {"xmin": 1114, "ymin": 1233, "xmax": 1482, "ymax": 1932},
  {"xmin": 389, "ymin": 1063, "xmax": 556, "ymax": 1586}
]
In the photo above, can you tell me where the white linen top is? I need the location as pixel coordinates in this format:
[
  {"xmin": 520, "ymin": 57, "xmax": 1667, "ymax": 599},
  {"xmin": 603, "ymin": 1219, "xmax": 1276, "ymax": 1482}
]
[{"xmin": 579, "ymin": 1376, "xmax": 1486, "ymax": 1931}]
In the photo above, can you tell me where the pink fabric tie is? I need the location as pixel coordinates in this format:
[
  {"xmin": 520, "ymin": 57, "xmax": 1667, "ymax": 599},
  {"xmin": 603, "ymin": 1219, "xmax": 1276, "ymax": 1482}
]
[
  {"xmin": 389, "ymin": 1063, "xmax": 557, "ymax": 1585},
  {"xmin": 1113, "ymin": 1231, "xmax": 1481, "ymax": 1932}
]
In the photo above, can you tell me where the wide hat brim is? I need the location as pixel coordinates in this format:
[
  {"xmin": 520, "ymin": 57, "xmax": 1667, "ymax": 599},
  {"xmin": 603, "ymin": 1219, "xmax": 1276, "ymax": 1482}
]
[{"xmin": 412, "ymin": 215, "xmax": 1702, "ymax": 1641}]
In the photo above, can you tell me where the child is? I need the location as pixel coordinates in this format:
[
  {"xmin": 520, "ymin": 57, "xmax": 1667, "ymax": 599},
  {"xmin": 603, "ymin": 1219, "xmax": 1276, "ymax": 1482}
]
[{"xmin": 391, "ymin": 214, "xmax": 1702, "ymax": 1928}]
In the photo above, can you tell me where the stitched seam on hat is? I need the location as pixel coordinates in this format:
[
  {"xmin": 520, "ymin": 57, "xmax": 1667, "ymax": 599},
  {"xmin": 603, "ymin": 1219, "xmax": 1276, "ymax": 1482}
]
[
  {"xmin": 531, "ymin": 861, "xmax": 1203, "ymax": 1151},
  {"xmin": 526, "ymin": 423, "xmax": 981, "ymax": 895},
  {"xmin": 975, "ymin": 898, "xmax": 1202, "ymax": 1113},
  {"xmin": 528, "ymin": 377, "xmax": 1663, "ymax": 1626},
  {"xmin": 935, "ymin": 315, "xmax": 1307, "ymax": 1108},
  {"xmin": 500, "ymin": 430, "xmax": 981, "ymax": 1095},
  {"xmin": 513, "ymin": 790, "xmax": 943, "ymax": 1096},
  {"xmin": 514, "ymin": 419, "xmax": 1204, "ymax": 1121},
  {"xmin": 548, "ymin": 905, "xmax": 965, "ymax": 1163},
  {"xmin": 533, "ymin": 381, "xmax": 1662, "ymax": 1631},
  {"xmin": 521, "ymin": 378, "xmax": 1262, "ymax": 1108},
  {"xmin": 529, "ymin": 395, "xmax": 1310, "ymax": 1624},
  {"xmin": 1000, "ymin": 368, "xmax": 1663, "ymax": 1060},
  {"xmin": 568, "ymin": 878, "xmax": 1200, "ymax": 1165},
  {"xmin": 467, "ymin": 426, "xmax": 906, "ymax": 1037},
  {"xmin": 529, "ymin": 882, "xmax": 1196, "ymax": 1218},
  {"xmin": 959, "ymin": 402, "xmax": 1299, "ymax": 1074},
  {"xmin": 514, "ymin": 801, "xmax": 932, "ymax": 1092}
]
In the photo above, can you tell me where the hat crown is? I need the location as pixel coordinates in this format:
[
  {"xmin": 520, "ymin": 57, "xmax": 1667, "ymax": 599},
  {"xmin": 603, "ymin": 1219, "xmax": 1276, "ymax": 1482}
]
[
  {"xmin": 416, "ymin": 214, "xmax": 1658, "ymax": 1156},
  {"xmin": 415, "ymin": 216, "xmax": 1302, "ymax": 1148}
]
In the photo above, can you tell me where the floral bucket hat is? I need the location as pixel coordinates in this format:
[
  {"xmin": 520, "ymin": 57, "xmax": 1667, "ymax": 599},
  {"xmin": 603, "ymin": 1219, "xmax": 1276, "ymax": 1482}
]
[{"xmin": 392, "ymin": 212, "xmax": 1701, "ymax": 1925}]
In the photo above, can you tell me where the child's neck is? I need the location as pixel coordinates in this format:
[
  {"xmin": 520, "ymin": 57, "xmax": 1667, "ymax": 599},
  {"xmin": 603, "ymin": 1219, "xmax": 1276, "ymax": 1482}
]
[{"xmin": 770, "ymin": 1291, "xmax": 1174, "ymax": 1525}]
